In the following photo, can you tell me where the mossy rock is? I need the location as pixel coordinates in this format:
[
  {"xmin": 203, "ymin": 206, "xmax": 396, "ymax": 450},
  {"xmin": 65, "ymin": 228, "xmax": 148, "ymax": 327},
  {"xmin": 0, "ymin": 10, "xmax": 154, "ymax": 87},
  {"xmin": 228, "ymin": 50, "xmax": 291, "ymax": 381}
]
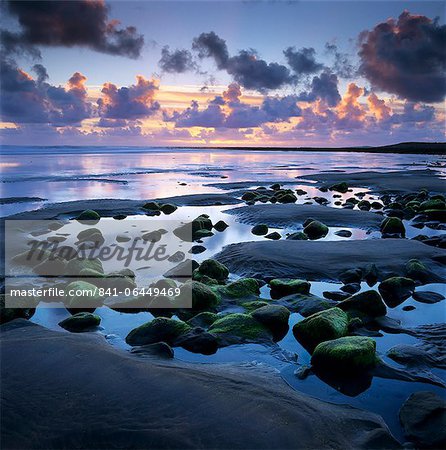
[
  {"xmin": 293, "ymin": 307, "xmax": 349, "ymax": 352},
  {"xmin": 192, "ymin": 271, "xmax": 219, "ymax": 285},
  {"xmin": 405, "ymin": 259, "xmax": 431, "ymax": 283},
  {"xmin": 241, "ymin": 191, "xmax": 258, "ymax": 201},
  {"xmin": 311, "ymin": 336, "xmax": 377, "ymax": 372},
  {"xmin": 422, "ymin": 209, "xmax": 446, "ymax": 222},
  {"xmin": 197, "ymin": 259, "xmax": 229, "ymax": 282},
  {"xmin": 419, "ymin": 199, "xmax": 446, "ymax": 211},
  {"xmin": 251, "ymin": 305, "xmax": 290, "ymax": 335},
  {"xmin": 213, "ymin": 278, "xmax": 260, "ymax": 299},
  {"xmin": 380, "ymin": 217, "xmax": 405, "ymax": 236},
  {"xmin": 357, "ymin": 200, "xmax": 371, "ymax": 211},
  {"xmin": 77, "ymin": 228, "xmax": 104, "ymax": 245},
  {"xmin": 329, "ymin": 182, "xmax": 348, "ymax": 193},
  {"xmin": 65, "ymin": 280, "xmax": 104, "ymax": 309},
  {"xmin": 76, "ymin": 210, "xmax": 100, "ymax": 222},
  {"xmin": 208, "ymin": 313, "xmax": 270, "ymax": 341},
  {"xmin": 276, "ymin": 192, "xmax": 297, "ymax": 203},
  {"xmin": 58, "ymin": 312, "xmax": 101, "ymax": 332},
  {"xmin": 66, "ymin": 258, "xmax": 104, "ymax": 276},
  {"xmin": 187, "ymin": 311, "xmax": 219, "ymax": 328},
  {"xmin": 241, "ymin": 300, "xmax": 270, "ymax": 312},
  {"xmin": 160, "ymin": 203, "xmax": 177, "ymax": 215},
  {"xmin": 126, "ymin": 317, "xmax": 191, "ymax": 346},
  {"xmin": 304, "ymin": 220, "xmax": 329, "ymax": 240},
  {"xmin": 191, "ymin": 281, "xmax": 220, "ymax": 310},
  {"xmin": 251, "ymin": 224, "xmax": 268, "ymax": 236},
  {"xmin": 378, "ymin": 277, "xmax": 416, "ymax": 307},
  {"xmin": 265, "ymin": 231, "xmax": 281, "ymax": 240},
  {"xmin": 337, "ymin": 290, "xmax": 387, "ymax": 318},
  {"xmin": 12, "ymin": 248, "xmax": 52, "ymax": 268},
  {"xmin": 270, "ymin": 278, "xmax": 310, "ymax": 299}
]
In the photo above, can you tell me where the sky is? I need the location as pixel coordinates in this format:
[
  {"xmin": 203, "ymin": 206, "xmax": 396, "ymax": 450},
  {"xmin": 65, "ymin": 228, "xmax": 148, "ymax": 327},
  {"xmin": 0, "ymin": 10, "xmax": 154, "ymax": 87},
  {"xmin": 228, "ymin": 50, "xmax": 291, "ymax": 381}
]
[{"xmin": 0, "ymin": 0, "xmax": 445, "ymax": 147}]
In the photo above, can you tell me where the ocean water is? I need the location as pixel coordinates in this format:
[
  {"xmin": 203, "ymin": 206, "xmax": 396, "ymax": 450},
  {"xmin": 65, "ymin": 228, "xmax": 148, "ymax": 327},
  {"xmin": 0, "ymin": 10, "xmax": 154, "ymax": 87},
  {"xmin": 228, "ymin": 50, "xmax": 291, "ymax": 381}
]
[{"xmin": 2, "ymin": 146, "xmax": 446, "ymax": 441}]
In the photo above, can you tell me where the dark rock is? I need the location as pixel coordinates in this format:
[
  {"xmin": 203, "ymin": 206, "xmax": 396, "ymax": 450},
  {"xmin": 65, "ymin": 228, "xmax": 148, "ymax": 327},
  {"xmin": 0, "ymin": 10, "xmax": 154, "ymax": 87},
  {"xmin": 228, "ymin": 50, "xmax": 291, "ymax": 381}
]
[
  {"xmin": 189, "ymin": 245, "xmax": 206, "ymax": 254},
  {"xmin": 413, "ymin": 291, "xmax": 445, "ymax": 304},
  {"xmin": 187, "ymin": 312, "xmax": 218, "ymax": 328},
  {"xmin": 304, "ymin": 220, "xmax": 329, "ymax": 240},
  {"xmin": 357, "ymin": 200, "xmax": 371, "ymax": 211},
  {"xmin": 286, "ymin": 231, "xmax": 308, "ymax": 240},
  {"xmin": 339, "ymin": 268, "xmax": 362, "ymax": 284},
  {"xmin": 76, "ymin": 209, "xmax": 100, "ymax": 222},
  {"xmin": 265, "ymin": 231, "xmax": 281, "ymax": 240},
  {"xmin": 402, "ymin": 305, "xmax": 416, "ymax": 311},
  {"xmin": 378, "ymin": 277, "xmax": 416, "ymax": 307},
  {"xmin": 197, "ymin": 259, "xmax": 229, "ymax": 282},
  {"xmin": 160, "ymin": 203, "xmax": 177, "ymax": 215},
  {"xmin": 164, "ymin": 259, "xmax": 198, "ymax": 279},
  {"xmin": 214, "ymin": 220, "xmax": 229, "ymax": 232},
  {"xmin": 251, "ymin": 224, "xmax": 269, "ymax": 236},
  {"xmin": 329, "ymin": 182, "xmax": 348, "ymax": 193},
  {"xmin": 323, "ymin": 291, "xmax": 350, "ymax": 301},
  {"xmin": 130, "ymin": 342, "xmax": 174, "ymax": 358},
  {"xmin": 399, "ymin": 391, "xmax": 446, "ymax": 449},
  {"xmin": 380, "ymin": 217, "xmax": 405, "ymax": 237},
  {"xmin": 334, "ymin": 230, "xmax": 352, "ymax": 238},
  {"xmin": 251, "ymin": 305, "xmax": 290, "ymax": 336},
  {"xmin": 174, "ymin": 328, "xmax": 218, "ymax": 355},
  {"xmin": 142, "ymin": 201, "xmax": 160, "ymax": 210},
  {"xmin": 58, "ymin": 312, "xmax": 101, "ymax": 332},
  {"xmin": 270, "ymin": 279, "xmax": 311, "ymax": 299},
  {"xmin": 364, "ymin": 264, "xmax": 379, "ymax": 286},
  {"xmin": 338, "ymin": 290, "xmax": 387, "ymax": 317},
  {"xmin": 340, "ymin": 283, "xmax": 361, "ymax": 294}
]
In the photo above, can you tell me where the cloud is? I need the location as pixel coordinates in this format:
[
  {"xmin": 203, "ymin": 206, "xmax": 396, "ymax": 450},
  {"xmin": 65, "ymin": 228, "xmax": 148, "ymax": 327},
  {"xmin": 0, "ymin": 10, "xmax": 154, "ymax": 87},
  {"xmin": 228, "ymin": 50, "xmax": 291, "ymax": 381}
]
[
  {"xmin": 358, "ymin": 10, "xmax": 446, "ymax": 102},
  {"xmin": 2, "ymin": 0, "xmax": 144, "ymax": 58},
  {"xmin": 367, "ymin": 93, "xmax": 391, "ymax": 120},
  {"xmin": 284, "ymin": 47, "xmax": 324, "ymax": 76},
  {"xmin": 325, "ymin": 42, "xmax": 355, "ymax": 78},
  {"xmin": 298, "ymin": 71, "xmax": 341, "ymax": 106},
  {"xmin": 165, "ymin": 83, "xmax": 301, "ymax": 128},
  {"xmin": 0, "ymin": 58, "xmax": 92, "ymax": 125},
  {"xmin": 193, "ymin": 32, "xmax": 292, "ymax": 91},
  {"xmin": 158, "ymin": 46, "xmax": 196, "ymax": 73},
  {"xmin": 98, "ymin": 75, "xmax": 160, "ymax": 119}
]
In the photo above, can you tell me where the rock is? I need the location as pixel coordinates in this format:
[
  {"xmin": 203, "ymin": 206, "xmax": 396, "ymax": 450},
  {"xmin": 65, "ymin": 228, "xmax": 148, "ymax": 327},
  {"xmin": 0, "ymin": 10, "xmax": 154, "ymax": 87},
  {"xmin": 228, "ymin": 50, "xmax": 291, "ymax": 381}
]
[
  {"xmin": 295, "ymin": 189, "xmax": 307, "ymax": 195},
  {"xmin": 286, "ymin": 231, "xmax": 308, "ymax": 240},
  {"xmin": 142, "ymin": 201, "xmax": 160, "ymax": 210},
  {"xmin": 12, "ymin": 248, "xmax": 52, "ymax": 267},
  {"xmin": 116, "ymin": 234, "xmax": 131, "ymax": 243},
  {"xmin": 276, "ymin": 191, "xmax": 297, "ymax": 203},
  {"xmin": 339, "ymin": 268, "xmax": 362, "ymax": 284},
  {"xmin": 337, "ymin": 290, "xmax": 387, "ymax": 317},
  {"xmin": 174, "ymin": 215, "xmax": 213, "ymax": 241},
  {"xmin": 364, "ymin": 264, "xmax": 379, "ymax": 286},
  {"xmin": 303, "ymin": 220, "xmax": 329, "ymax": 240},
  {"xmin": 113, "ymin": 214, "xmax": 127, "ymax": 220},
  {"xmin": 214, "ymin": 220, "xmax": 229, "ymax": 232},
  {"xmin": 174, "ymin": 328, "xmax": 218, "ymax": 355},
  {"xmin": 270, "ymin": 279, "xmax": 311, "ymax": 299},
  {"xmin": 334, "ymin": 230, "xmax": 352, "ymax": 238},
  {"xmin": 399, "ymin": 391, "xmax": 446, "ymax": 449},
  {"xmin": 252, "ymin": 224, "xmax": 269, "ymax": 235},
  {"xmin": 159, "ymin": 203, "xmax": 177, "ymax": 215},
  {"xmin": 241, "ymin": 300, "xmax": 270, "ymax": 312},
  {"xmin": 280, "ymin": 294, "xmax": 337, "ymax": 317},
  {"xmin": 293, "ymin": 308, "xmax": 349, "ymax": 352},
  {"xmin": 76, "ymin": 209, "xmax": 100, "ymax": 222},
  {"xmin": 380, "ymin": 217, "xmax": 405, "ymax": 237},
  {"xmin": 357, "ymin": 200, "xmax": 371, "ymax": 211},
  {"xmin": 197, "ymin": 259, "xmax": 229, "ymax": 282},
  {"xmin": 214, "ymin": 278, "xmax": 260, "ymax": 299},
  {"xmin": 378, "ymin": 277, "xmax": 416, "ymax": 307},
  {"xmin": 142, "ymin": 230, "xmax": 163, "ymax": 242},
  {"xmin": 265, "ymin": 231, "xmax": 281, "ymax": 240},
  {"xmin": 312, "ymin": 336, "xmax": 377, "ymax": 372},
  {"xmin": 180, "ymin": 281, "xmax": 219, "ymax": 310},
  {"xmin": 419, "ymin": 199, "xmax": 446, "ymax": 211},
  {"xmin": 329, "ymin": 182, "xmax": 348, "ymax": 193},
  {"xmin": 405, "ymin": 259, "xmax": 431, "ymax": 283},
  {"xmin": 413, "ymin": 291, "xmax": 445, "ymax": 304},
  {"xmin": 77, "ymin": 228, "xmax": 104, "ymax": 246},
  {"xmin": 208, "ymin": 313, "xmax": 270, "ymax": 343},
  {"xmin": 194, "ymin": 229, "xmax": 214, "ymax": 239},
  {"xmin": 0, "ymin": 294, "xmax": 35, "ymax": 325},
  {"xmin": 189, "ymin": 245, "xmax": 206, "ymax": 254},
  {"xmin": 130, "ymin": 342, "xmax": 174, "ymax": 358},
  {"xmin": 58, "ymin": 312, "xmax": 101, "ymax": 332},
  {"xmin": 340, "ymin": 283, "xmax": 361, "ymax": 294},
  {"xmin": 168, "ymin": 251, "xmax": 185, "ymax": 263},
  {"xmin": 251, "ymin": 305, "xmax": 290, "ymax": 335},
  {"xmin": 270, "ymin": 183, "xmax": 281, "ymax": 190},
  {"xmin": 126, "ymin": 317, "xmax": 191, "ymax": 346},
  {"xmin": 313, "ymin": 196, "xmax": 329, "ymax": 205},
  {"xmin": 187, "ymin": 312, "xmax": 218, "ymax": 328},
  {"xmin": 371, "ymin": 202, "xmax": 383, "ymax": 209},
  {"xmin": 65, "ymin": 281, "xmax": 104, "ymax": 309},
  {"xmin": 164, "ymin": 259, "xmax": 198, "ymax": 279},
  {"xmin": 402, "ymin": 305, "xmax": 416, "ymax": 311},
  {"xmin": 323, "ymin": 291, "xmax": 350, "ymax": 301}
]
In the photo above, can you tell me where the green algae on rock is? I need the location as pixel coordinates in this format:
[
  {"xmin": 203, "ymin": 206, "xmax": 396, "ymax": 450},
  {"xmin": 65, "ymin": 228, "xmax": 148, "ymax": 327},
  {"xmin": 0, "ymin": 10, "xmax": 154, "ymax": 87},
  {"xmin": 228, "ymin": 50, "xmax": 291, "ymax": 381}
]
[
  {"xmin": 303, "ymin": 220, "xmax": 329, "ymax": 240},
  {"xmin": 311, "ymin": 336, "xmax": 377, "ymax": 372},
  {"xmin": 293, "ymin": 307, "xmax": 349, "ymax": 352},
  {"xmin": 270, "ymin": 278, "xmax": 311, "ymax": 299},
  {"xmin": 59, "ymin": 312, "xmax": 101, "ymax": 332}
]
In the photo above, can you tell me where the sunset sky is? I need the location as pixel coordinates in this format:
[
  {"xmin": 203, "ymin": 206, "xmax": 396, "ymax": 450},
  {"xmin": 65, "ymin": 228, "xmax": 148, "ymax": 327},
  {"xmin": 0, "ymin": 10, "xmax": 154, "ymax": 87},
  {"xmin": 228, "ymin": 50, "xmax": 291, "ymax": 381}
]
[{"xmin": 1, "ymin": 0, "xmax": 445, "ymax": 147}]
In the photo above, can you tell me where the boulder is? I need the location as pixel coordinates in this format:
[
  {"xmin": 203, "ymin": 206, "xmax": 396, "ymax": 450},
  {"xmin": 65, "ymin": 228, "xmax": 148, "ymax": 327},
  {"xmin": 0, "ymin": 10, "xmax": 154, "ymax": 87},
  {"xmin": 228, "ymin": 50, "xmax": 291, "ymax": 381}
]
[
  {"xmin": 380, "ymin": 217, "xmax": 405, "ymax": 237},
  {"xmin": 399, "ymin": 391, "xmax": 446, "ymax": 449},
  {"xmin": 405, "ymin": 259, "xmax": 431, "ymax": 283},
  {"xmin": 337, "ymin": 290, "xmax": 387, "ymax": 317},
  {"xmin": 187, "ymin": 312, "xmax": 218, "ymax": 328},
  {"xmin": 76, "ymin": 209, "xmax": 100, "ymax": 222},
  {"xmin": 329, "ymin": 182, "xmax": 348, "ymax": 193},
  {"xmin": 197, "ymin": 259, "xmax": 229, "ymax": 282},
  {"xmin": 339, "ymin": 268, "xmax": 362, "ymax": 284},
  {"xmin": 126, "ymin": 317, "xmax": 191, "ymax": 346},
  {"xmin": 334, "ymin": 230, "xmax": 352, "ymax": 238},
  {"xmin": 214, "ymin": 278, "xmax": 260, "ymax": 299},
  {"xmin": 190, "ymin": 281, "xmax": 220, "ymax": 310},
  {"xmin": 293, "ymin": 307, "xmax": 349, "ymax": 352},
  {"xmin": 412, "ymin": 291, "xmax": 445, "ymax": 304},
  {"xmin": 265, "ymin": 232, "xmax": 281, "ymax": 240},
  {"xmin": 323, "ymin": 291, "xmax": 350, "ymax": 301},
  {"xmin": 419, "ymin": 199, "xmax": 446, "ymax": 211},
  {"xmin": 251, "ymin": 224, "xmax": 269, "ymax": 236},
  {"xmin": 208, "ymin": 313, "xmax": 270, "ymax": 342},
  {"xmin": 286, "ymin": 231, "xmax": 308, "ymax": 240},
  {"xmin": 58, "ymin": 312, "xmax": 101, "ymax": 332},
  {"xmin": 251, "ymin": 305, "xmax": 290, "ymax": 334},
  {"xmin": 142, "ymin": 201, "xmax": 160, "ymax": 211},
  {"xmin": 213, "ymin": 220, "xmax": 229, "ymax": 232},
  {"xmin": 270, "ymin": 279, "xmax": 311, "ymax": 299},
  {"xmin": 312, "ymin": 336, "xmax": 377, "ymax": 372},
  {"xmin": 159, "ymin": 203, "xmax": 177, "ymax": 215},
  {"xmin": 130, "ymin": 342, "xmax": 174, "ymax": 358},
  {"xmin": 378, "ymin": 277, "xmax": 416, "ymax": 307},
  {"xmin": 303, "ymin": 220, "xmax": 329, "ymax": 240},
  {"xmin": 65, "ymin": 281, "xmax": 104, "ymax": 309},
  {"xmin": 174, "ymin": 328, "xmax": 218, "ymax": 355}
]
